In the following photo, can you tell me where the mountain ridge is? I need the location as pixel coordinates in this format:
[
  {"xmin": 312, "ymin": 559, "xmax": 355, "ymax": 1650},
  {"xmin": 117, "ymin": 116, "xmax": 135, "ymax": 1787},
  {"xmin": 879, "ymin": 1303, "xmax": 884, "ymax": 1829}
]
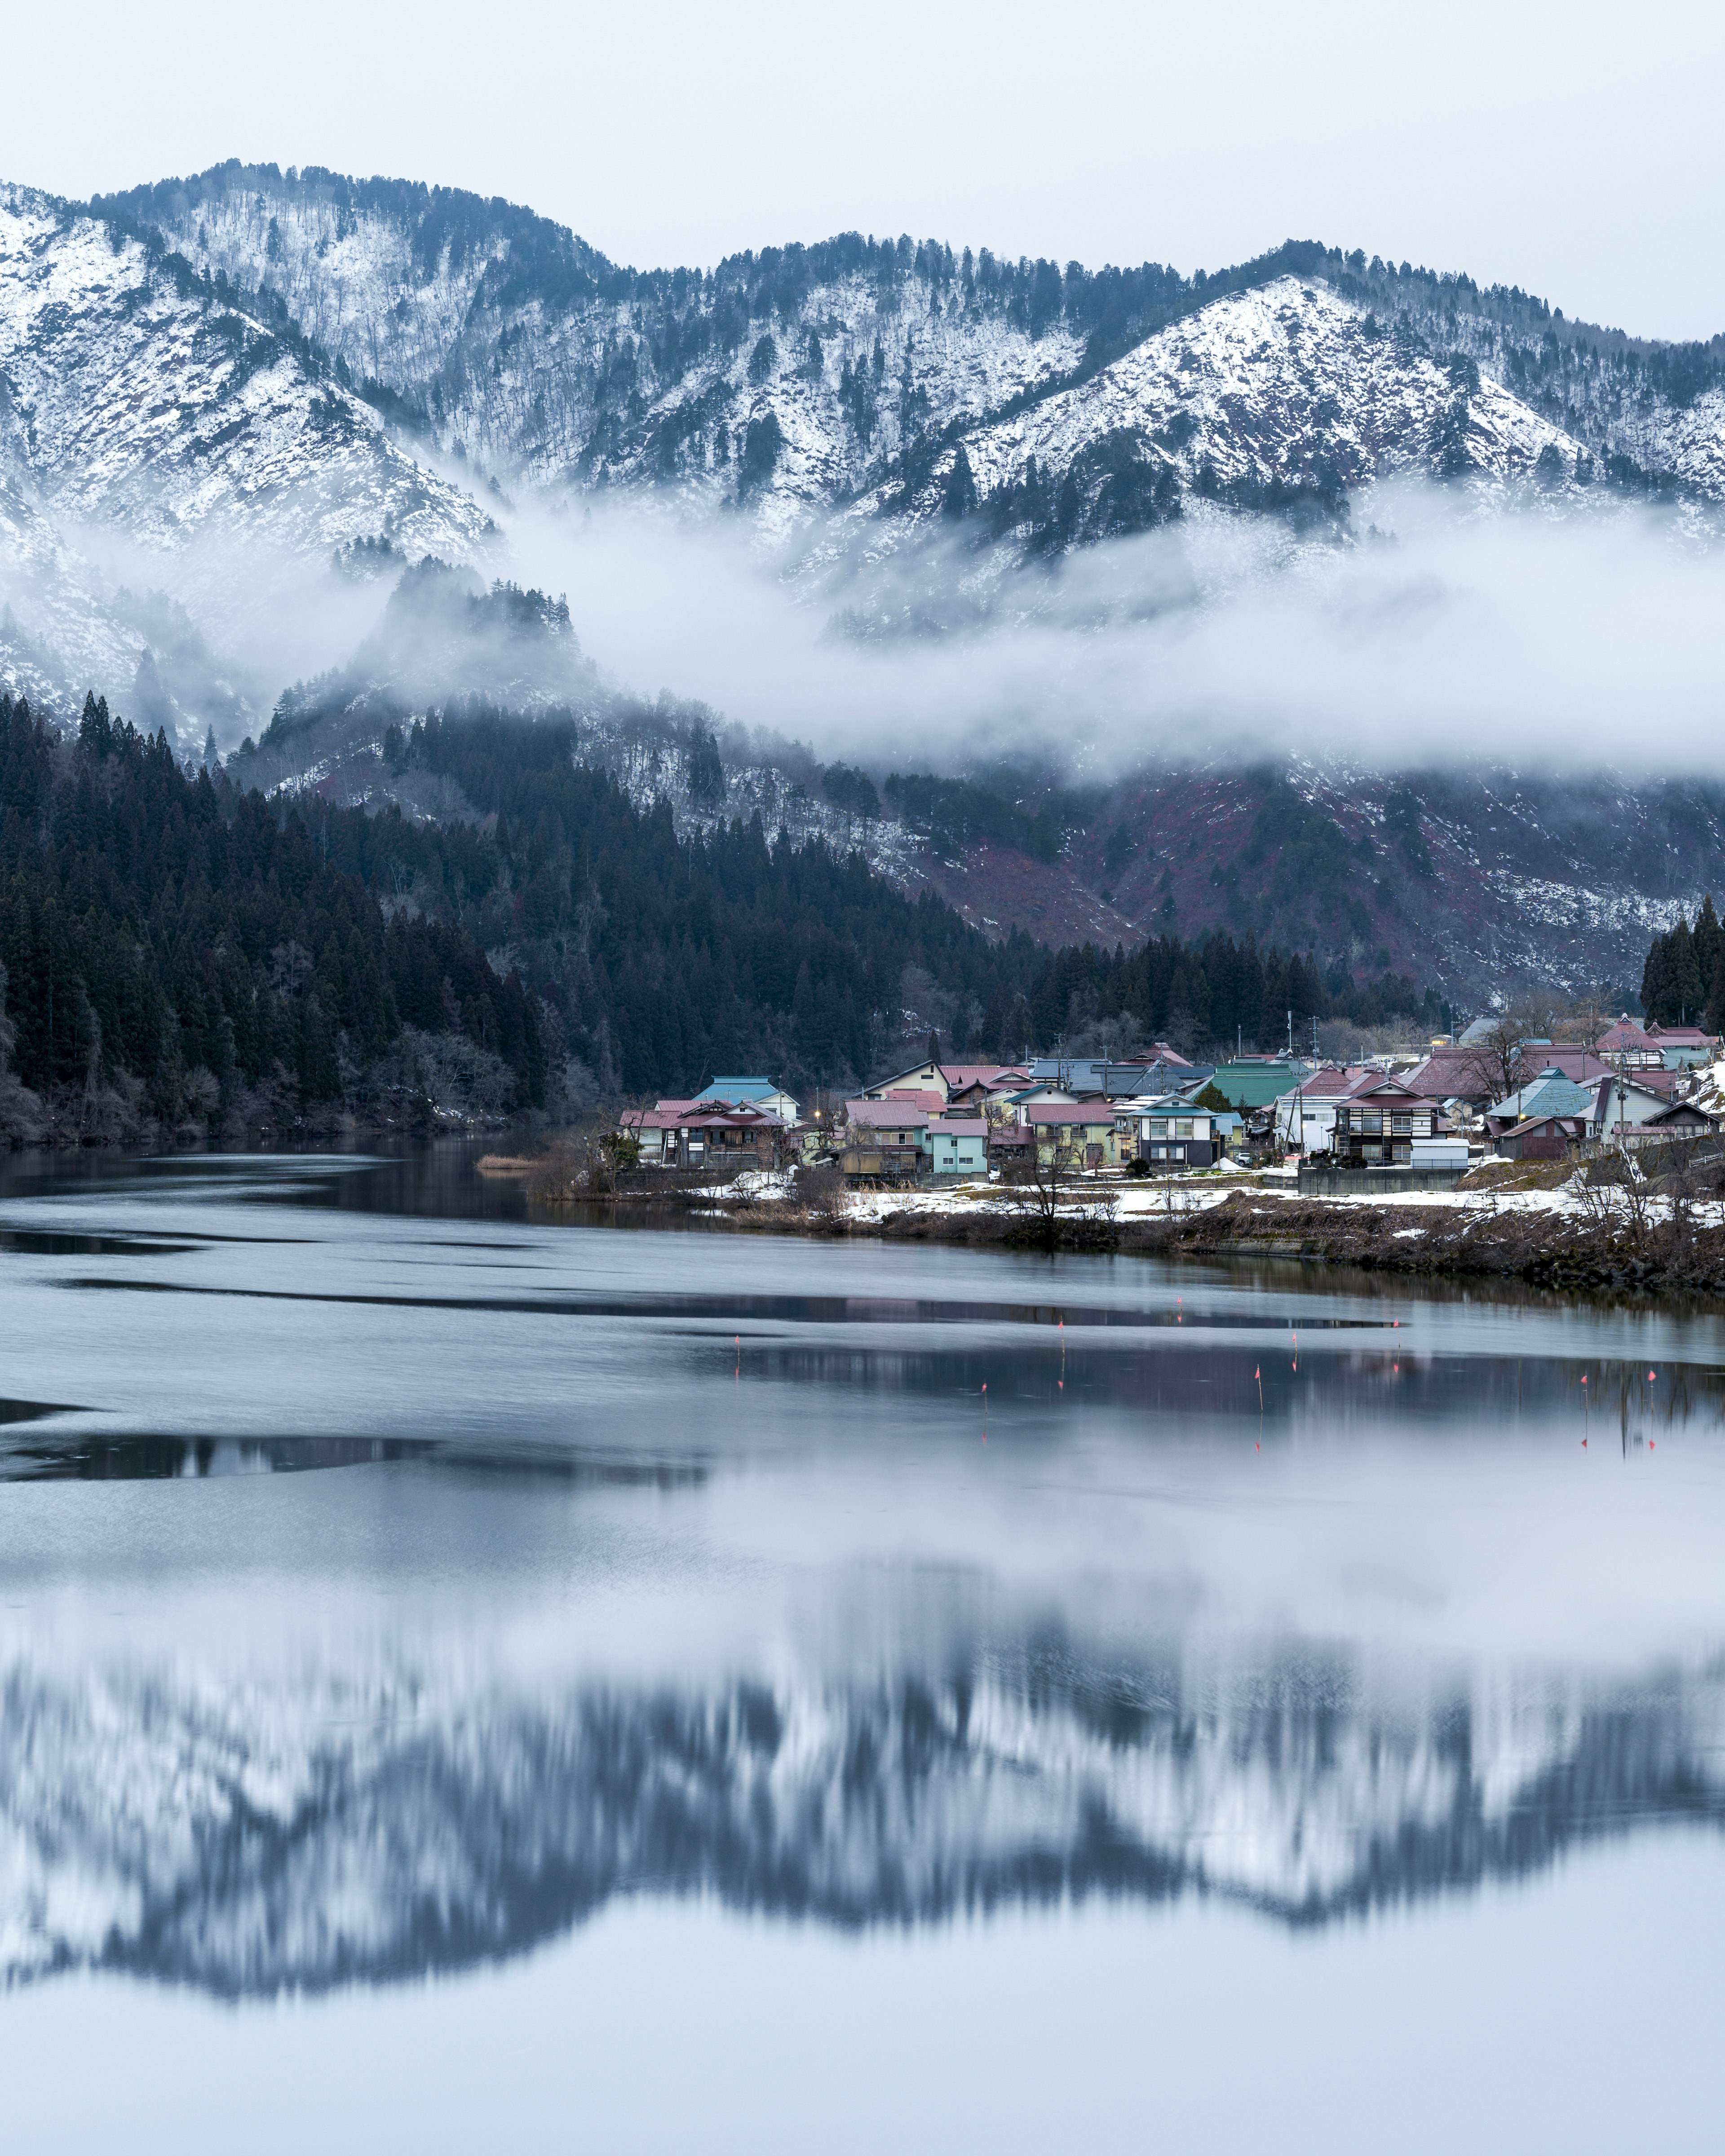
[{"xmin": 92, "ymin": 162, "xmax": 1725, "ymax": 527}]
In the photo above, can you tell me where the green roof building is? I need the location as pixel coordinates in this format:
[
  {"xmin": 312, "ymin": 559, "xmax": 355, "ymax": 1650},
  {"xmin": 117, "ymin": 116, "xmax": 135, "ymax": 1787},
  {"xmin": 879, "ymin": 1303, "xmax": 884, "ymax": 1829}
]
[{"xmin": 1206, "ymin": 1059, "xmax": 1314, "ymax": 1110}]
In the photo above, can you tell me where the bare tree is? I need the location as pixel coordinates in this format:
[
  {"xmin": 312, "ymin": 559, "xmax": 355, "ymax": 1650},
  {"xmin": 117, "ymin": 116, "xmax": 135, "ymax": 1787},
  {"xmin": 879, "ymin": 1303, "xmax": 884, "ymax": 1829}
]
[
  {"xmin": 1458, "ymin": 1007, "xmax": 1550, "ymax": 1104},
  {"xmin": 1008, "ymin": 1140, "xmax": 1069, "ymax": 1248}
]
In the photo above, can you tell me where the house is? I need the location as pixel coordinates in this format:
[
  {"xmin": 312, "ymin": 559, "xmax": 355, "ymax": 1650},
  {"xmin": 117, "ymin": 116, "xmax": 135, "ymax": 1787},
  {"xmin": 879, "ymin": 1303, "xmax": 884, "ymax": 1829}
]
[
  {"xmin": 862, "ymin": 1056, "xmax": 948, "ymax": 1100},
  {"xmin": 1207, "ymin": 1058, "xmax": 1315, "ymax": 1111},
  {"xmin": 926, "ymin": 1118, "xmax": 989, "ymax": 1177},
  {"xmin": 621, "ymin": 1101, "xmax": 789, "ymax": 1169},
  {"xmin": 618, "ymin": 1100, "xmax": 700, "ymax": 1163},
  {"xmin": 1003, "ymin": 1080, "xmax": 1080, "ymax": 1106},
  {"xmin": 1592, "ymin": 1072, "xmax": 1691, "ymax": 1141},
  {"xmin": 861, "ymin": 1060, "xmax": 1031, "ymax": 1104},
  {"xmin": 873, "ymin": 1087, "xmax": 947, "ymax": 1116},
  {"xmin": 841, "ymin": 1097, "xmax": 930, "ymax": 1182},
  {"xmin": 695, "ymin": 1077, "xmax": 800, "ymax": 1124},
  {"xmin": 1026, "ymin": 1056, "xmax": 1215, "ymax": 1099},
  {"xmin": 987, "ymin": 1119, "xmax": 1033, "ymax": 1166},
  {"xmin": 1023, "ymin": 1102, "xmax": 1123, "ymax": 1168},
  {"xmin": 1330, "ymin": 1078, "xmax": 1448, "ymax": 1166},
  {"xmin": 1123, "ymin": 1100, "xmax": 1230, "ymax": 1169},
  {"xmin": 1595, "ymin": 1017, "xmax": 1663, "ymax": 1069},
  {"xmin": 1270, "ymin": 1065, "xmax": 1382, "ymax": 1153},
  {"xmin": 1484, "ymin": 1069, "xmax": 1599, "ymax": 1147},
  {"xmin": 1646, "ymin": 1025, "xmax": 1719, "ymax": 1069},
  {"xmin": 1631, "ymin": 1098, "xmax": 1721, "ymax": 1144},
  {"xmin": 1497, "ymin": 1113, "xmax": 1584, "ymax": 1162},
  {"xmin": 937, "ymin": 1064, "xmax": 1031, "ymax": 1108},
  {"xmin": 1403, "ymin": 1042, "xmax": 1612, "ymax": 1109}
]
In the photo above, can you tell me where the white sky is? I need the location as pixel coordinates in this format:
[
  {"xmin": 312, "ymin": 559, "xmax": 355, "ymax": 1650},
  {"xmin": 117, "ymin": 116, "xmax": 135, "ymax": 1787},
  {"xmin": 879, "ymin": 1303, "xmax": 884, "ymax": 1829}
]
[{"xmin": 10, "ymin": 0, "xmax": 1725, "ymax": 340}]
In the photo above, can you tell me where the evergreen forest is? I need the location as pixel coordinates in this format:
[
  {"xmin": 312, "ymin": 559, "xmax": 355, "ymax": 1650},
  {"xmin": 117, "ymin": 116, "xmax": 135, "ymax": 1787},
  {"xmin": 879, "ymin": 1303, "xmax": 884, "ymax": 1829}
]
[
  {"xmin": 0, "ymin": 687, "xmax": 1439, "ymax": 1144},
  {"xmin": 1640, "ymin": 898, "xmax": 1725, "ymax": 1030}
]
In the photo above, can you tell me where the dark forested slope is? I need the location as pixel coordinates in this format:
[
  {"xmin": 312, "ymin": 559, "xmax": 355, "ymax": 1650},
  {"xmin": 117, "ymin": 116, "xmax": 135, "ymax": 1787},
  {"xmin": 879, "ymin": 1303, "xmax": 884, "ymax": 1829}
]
[
  {"xmin": 0, "ymin": 686, "xmax": 1443, "ymax": 1146},
  {"xmin": 0, "ymin": 692, "xmax": 543, "ymax": 1141}
]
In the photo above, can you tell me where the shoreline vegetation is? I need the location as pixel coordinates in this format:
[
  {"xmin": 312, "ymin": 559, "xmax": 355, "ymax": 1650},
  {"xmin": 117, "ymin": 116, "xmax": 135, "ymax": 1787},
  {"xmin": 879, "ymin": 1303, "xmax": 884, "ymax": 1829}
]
[{"xmin": 480, "ymin": 1146, "xmax": 1725, "ymax": 1301}]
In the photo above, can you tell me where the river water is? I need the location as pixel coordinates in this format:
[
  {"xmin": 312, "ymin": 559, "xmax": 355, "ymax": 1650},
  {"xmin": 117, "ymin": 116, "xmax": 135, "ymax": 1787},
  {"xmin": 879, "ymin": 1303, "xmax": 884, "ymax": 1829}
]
[{"xmin": 0, "ymin": 1146, "xmax": 1721, "ymax": 2152}]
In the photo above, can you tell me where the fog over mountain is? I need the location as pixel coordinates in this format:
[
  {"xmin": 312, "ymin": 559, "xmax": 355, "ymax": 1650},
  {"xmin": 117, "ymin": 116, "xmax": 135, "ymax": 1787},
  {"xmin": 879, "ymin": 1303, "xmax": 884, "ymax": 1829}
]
[{"xmin": 3, "ymin": 161, "xmax": 1725, "ymax": 1001}]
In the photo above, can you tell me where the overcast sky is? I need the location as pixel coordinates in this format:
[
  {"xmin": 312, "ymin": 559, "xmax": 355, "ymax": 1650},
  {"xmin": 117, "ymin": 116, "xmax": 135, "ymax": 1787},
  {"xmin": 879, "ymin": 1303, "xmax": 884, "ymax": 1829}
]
[{"xmin": 11, "ymin": 1, "xmax": 1725, "ymax": 340}]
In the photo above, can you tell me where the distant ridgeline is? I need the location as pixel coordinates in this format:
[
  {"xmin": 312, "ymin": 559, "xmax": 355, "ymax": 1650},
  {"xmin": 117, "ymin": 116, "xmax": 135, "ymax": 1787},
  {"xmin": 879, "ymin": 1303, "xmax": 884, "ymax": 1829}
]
[
  {"xmin": 1640, "ymin": 899, "xmax": 1725, "ymax": 1029},
  {"xmin": 0, "ymin": 691, "xmax": 544, "ymax": 1139}
]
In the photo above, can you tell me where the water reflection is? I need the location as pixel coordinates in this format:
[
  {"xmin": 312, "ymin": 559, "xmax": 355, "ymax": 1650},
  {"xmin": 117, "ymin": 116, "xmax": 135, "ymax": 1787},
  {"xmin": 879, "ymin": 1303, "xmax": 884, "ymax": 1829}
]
[
  {"xmin": 0, "ymin": 1146, "xmax": 1722, "ymax": 2015},
  {"xmin": 2, "ymin": 1627, "xmax": 1720, "ymax": 1995}
]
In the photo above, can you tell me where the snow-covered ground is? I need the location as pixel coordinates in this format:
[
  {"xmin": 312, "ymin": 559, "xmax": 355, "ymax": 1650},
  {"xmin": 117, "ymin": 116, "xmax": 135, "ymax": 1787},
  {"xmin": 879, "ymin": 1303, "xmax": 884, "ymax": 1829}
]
[{"xmin": 829, "ymin": 1164, "xmax": 1725, "ymax": 1237}]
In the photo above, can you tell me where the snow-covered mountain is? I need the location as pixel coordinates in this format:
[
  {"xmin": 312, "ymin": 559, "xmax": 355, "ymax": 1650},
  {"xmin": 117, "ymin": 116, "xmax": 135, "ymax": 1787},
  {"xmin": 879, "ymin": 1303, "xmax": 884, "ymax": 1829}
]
[
  {"xmin": 101, "ymin": 163, "xmax": 1725, "ymax": 539},
  {"xmin": 4, "ymin": 1637, "xmax": 1718, "ymax": 1993},
  {"xmin": 0, "ymin": 182, "xmax": 495, "ymax": 728},
  {"xmin": 3, "ymin": 159, "xmax": 1723, "ymax": 998}
]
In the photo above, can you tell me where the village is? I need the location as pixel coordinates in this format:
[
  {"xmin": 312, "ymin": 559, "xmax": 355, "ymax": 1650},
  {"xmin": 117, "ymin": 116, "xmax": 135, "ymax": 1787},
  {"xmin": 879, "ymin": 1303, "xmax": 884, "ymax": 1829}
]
[{"xmin": 613, "ymin": 1012, "xmax": 1725, "ymax": 1200}]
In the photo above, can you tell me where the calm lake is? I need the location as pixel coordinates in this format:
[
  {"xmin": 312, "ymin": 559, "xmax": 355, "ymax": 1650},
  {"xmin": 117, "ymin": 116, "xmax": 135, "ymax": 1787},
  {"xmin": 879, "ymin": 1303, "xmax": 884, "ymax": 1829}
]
[{"xmin": 1, "ymin": 1145, "xmax": 1721, "ymax": 2153}]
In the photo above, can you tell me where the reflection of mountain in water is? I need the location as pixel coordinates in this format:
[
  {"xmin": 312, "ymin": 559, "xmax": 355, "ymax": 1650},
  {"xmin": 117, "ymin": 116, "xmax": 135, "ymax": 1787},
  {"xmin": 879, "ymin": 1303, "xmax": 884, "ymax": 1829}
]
[{"xmin": 3, "ymin": 1642, "xmax": 1721, "ymax": 1995}]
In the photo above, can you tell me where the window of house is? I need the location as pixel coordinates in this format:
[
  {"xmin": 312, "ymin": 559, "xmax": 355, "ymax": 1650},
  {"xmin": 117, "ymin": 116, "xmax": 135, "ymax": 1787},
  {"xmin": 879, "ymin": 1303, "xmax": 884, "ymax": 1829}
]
[
  {"xmin": 1176, "ymin": 1120, "xmax": 1194, "ymax": 1138},
  {"xmin": 1358, "ymin": 1113, "xmax": 1382, "ymax": 1134}
]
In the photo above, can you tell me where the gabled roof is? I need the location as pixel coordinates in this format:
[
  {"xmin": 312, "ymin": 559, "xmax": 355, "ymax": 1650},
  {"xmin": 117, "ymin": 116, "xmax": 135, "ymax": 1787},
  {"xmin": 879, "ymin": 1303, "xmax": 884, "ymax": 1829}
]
[
  {"xmin": 1294, "ymin": 1065, "xmax": 1376, "ymax": 1099},
  {"xmin": 876, "ymin": 1088, "xmax": 945, "ymax": 1113},
  {"xmin": 845, "ymin": 1098, "xmax": 930, "ymax": 1130},
  {"xmin": 1504, "ymin": 1113, "xmax": 1584, "ymax": 1139},
  {"xmin": 673, "ymin": 1105, "xmax": 783, "ymax": 1131},
  {"xmin": 1023, "ymin": 1102, "xmax": 1117, "ymax": 1126},
  {"xmin": 1646, "ymin": 1025, "xmax": 1716, "ymax": 1046},
  {"xmin": 929, "ymin": 1118, "xmax": 988, "ymax": 1137},
  {"xmin": 863, "ymin": 1060, "xmax": 947, "ymax": 1098},
  {"xmin": 1645, "ymin": 1097, "xmax": 1720, "ymax": 1125},
  {"xmin": 1026, "ymin": 1056, "xmax": 1208, "ymax": 1097},
  {"xmin": 938, "ymin": 1064, "xmax": 1030, "ymax": 1091},
  {"xmin": 1486, "ymin": 1069, "xmax": 1597, "ymax": 1122},
  {"xmin": 621, "ymin": 1104, "xmax": 695, "ymax": 1131},
  {"xmin": 1596, "ymin": 1017, "xmax": 1656, "ymax": 1051}
]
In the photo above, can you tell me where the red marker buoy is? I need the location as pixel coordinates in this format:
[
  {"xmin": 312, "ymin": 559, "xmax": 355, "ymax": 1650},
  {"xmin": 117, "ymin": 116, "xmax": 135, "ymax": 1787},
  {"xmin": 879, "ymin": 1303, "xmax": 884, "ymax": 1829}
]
[{"xmin": 1648, "ymin": 1371, "xmax": 1657, "ymax": 1383}]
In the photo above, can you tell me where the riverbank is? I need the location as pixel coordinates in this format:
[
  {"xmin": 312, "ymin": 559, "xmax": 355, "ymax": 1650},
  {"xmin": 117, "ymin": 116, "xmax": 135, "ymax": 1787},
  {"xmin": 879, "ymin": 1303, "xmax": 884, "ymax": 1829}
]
[{"xmin": 507, "ymin": 1155, "xmax": 1725, "ymax": 1299}]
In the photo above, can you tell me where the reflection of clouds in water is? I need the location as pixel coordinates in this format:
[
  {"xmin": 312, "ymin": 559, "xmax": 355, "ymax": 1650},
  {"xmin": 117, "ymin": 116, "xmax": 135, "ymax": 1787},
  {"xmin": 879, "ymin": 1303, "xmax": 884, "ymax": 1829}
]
[{"xmin": 3, "ymin": 1636, "xmax": 1721, "ymax": 1994}]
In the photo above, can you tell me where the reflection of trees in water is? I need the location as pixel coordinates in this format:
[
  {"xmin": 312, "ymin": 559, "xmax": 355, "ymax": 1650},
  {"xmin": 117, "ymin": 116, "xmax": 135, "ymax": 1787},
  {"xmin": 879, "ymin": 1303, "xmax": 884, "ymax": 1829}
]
[{"xmin": 2, "ymin": 1637, "xmax": 1721, "ymax": 1997}]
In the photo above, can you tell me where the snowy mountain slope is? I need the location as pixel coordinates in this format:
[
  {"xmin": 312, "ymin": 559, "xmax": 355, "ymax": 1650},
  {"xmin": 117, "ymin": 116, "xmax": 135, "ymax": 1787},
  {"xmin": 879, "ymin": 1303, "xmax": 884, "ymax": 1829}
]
[
  {"xmin": 101, "ymin": 165, "xmax": 1725, "ymax": 530},
  {"xmin": 0, "ymin": 186, "xmax": 490, "ymax": 573},
  {"xmin": 0, "ymin": 184, "xmax": 498, "ymax": 733},
  {"xmin": 116, "ymin": 165, "xmax": 1088, "ymax": 535},
  {"xmin": 3, "ymin": 1639, "xmax": 1717, "ymax": 1992},
  {"xmin": 868, "ymin": 277, "xmax": 1583, "ymax": 537}
]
